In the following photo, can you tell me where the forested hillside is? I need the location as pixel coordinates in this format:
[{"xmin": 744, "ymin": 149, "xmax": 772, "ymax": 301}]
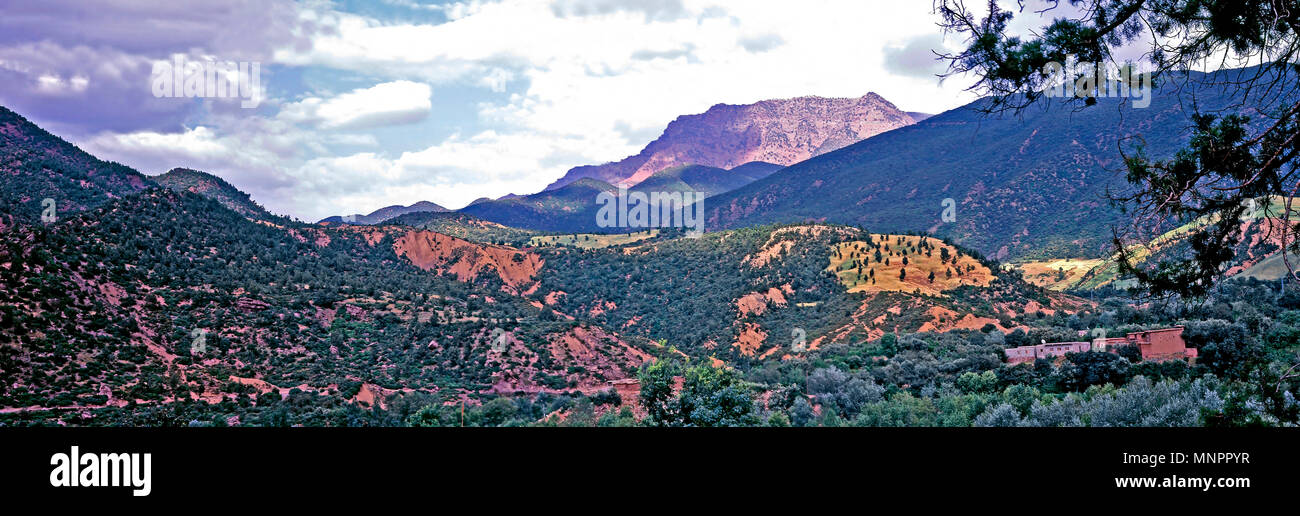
[
  {"xmin": 0, "ymin": 105, "xmax": 149, "ymax": 221},
  {"xmin": 153, "ymin": 168, "xmax": 286, "ymax": 223},
  {"xmin": 705, "ymin": 70, "xmax": 1273, "ymax": 261},
  {"xmin": 1, "ymin": 84, "xmax": 1296, "ymax": 429},
  {"xmin": 0, "ymin": 189, "xmax": 649, "ymax": 425}
]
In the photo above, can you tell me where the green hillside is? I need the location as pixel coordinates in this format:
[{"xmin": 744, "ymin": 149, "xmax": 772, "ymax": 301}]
[
  {"xmin": 705, "ymin": 71, "xmax": 1269, "ymax": 261},
  {"xmin": 154, "ymin": 168, "xmax": 285, "ymax": 222},
  {"xmin": 0, "ymin": 105, "xmax": 150, "ymax": 221}
]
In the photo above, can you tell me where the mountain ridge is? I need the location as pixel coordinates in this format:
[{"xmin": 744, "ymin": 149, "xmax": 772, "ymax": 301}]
[
  {"xmin": 319, "ymin": 200, "xmax": 450, "ymax": 225},
  {"xmin": 153, "ymin": 167, "xmax": 282, "ymax": 222},
  {"xmin": 0, "ymin": 105, "xmax": 150, "ymax": 221},
  {"xmin": 543, "ymin": 93, "xmax": 916, "ymax": 191},
  {"xmin": 702, "ymin": 70, "xmax": 1271, "ymax": 261}
]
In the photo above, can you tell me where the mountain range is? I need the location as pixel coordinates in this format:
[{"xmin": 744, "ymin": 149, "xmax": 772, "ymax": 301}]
[
  {"xmin": 440, "ymin": 70, "xmax": 1266, "ymax": 264},
  {"xmin": 318, "ymin": 201, "xmax": 449, "ymax": 225},
  {"xmin": 0, "ymin": 98, "xmax": 1080, "ymax": 424},
  {"xmin": 321, "ymin": 92, "xmax": 903, "ymax": 225},
  {"xmin": 543, "ymin": 93, "xmax": 918, "ymax": 190},
  {"xmin": 457, "ymin": 162, "xmax": 782, "ymax": 232},
  {"xmin": 704, "ymin": 70, "xmax": 1268, "ymax": 261},
  {"xmin": 229, "ymin": 71, "xmax": 1265, "ymax": 264}
]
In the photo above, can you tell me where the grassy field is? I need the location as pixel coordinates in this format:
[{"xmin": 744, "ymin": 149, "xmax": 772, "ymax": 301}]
[
  {"xmin": 1074, "ymin": 196, "xmax": 1295, "ymax": 289},
  {"xmin": 1013, "ymin": 258, "xmax": 1105, "ymax": 291},
  {"xmin": 1238, "ymin": 252, "xmax": 1293, "ymax": 281},
  {"xmin": 827, "ymin": 234, "xmax": 993, "ymax": 296},
  {"xmin": 529, "ymin": 230, "xmax": 659, "ymax": 249}
]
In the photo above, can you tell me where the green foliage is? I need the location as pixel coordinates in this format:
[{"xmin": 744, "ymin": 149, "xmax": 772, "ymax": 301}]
[
  {"xmin": 153, "ymin": 168, "xmax": 288, "ymax": 223},
  {"xmin": 675, "ymin": 365, "xmax": 757, "ymax": 427},
  {"xmin": 937, "ymin": 0, "xmax": 1300, "ymax": 296},
  {"xmin": 637, "ymin": 360, "xmax": 678, "ymax": 427}
]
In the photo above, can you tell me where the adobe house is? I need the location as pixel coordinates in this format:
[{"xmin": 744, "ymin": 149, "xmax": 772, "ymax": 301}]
[
  {"xmin": 1091, "ymin": 327, "xmax": 1196, "ymax": 362},
  {"xmin": 1005, "ymin": 327, "xmax": 1196, "ymax": 365},
  {"xmin": 1005, "ymin": 341, "xmax": 1093, "ymax": 365}
]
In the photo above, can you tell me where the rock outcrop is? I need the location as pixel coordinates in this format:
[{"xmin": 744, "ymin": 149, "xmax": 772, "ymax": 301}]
[{"xmin": 544, "ymin": 93, "xmax": 915, "ymax": 190}]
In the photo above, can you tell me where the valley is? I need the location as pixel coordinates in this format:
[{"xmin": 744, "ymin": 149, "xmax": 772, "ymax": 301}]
[
  {"xmin": 1, "ymin": 75, "xmax": 1297, "ymax": 429},
  {"xmin": 9, "ymin": 1, "xmax": 1300, "ymax": 505}
]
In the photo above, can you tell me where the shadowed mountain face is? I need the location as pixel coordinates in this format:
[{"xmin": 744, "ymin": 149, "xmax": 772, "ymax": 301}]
[
  {"xmin": 0, "ymin": 105, "xmax": 150, "ymax": 221},
  {"xmin": 704, "ymin": 71, "xmax": 1271, "ymax": 261},
  {"xmin": 319, "ymin": 201, "xmax": 450, "ymax": 225},
  {"xmin": 628, "ymin": 163, "xmax": 779, "ymax": 197},
  {"xmin": 543, "ymin": 93, "xmax": 916, "ymax": 191},
  {"xmin": 459, "ymin": 178, "xmax": 618, "ymax": 232},
  {"xmin": 385, "ymin": 211, "xmax": 541, "ymax": 246},
  {"xmin": 460, "ymin": 162, "xmax": 783, "ymax": 232}
]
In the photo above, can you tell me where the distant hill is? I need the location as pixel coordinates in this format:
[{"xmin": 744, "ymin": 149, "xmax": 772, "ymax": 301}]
[
  {"xmin": 906, "ymin": 112, "xmax": 933, "ymax": 122},
  {"xmin": 459, "ymin": 178, "xmax": 617, "ymax": 232},
  {"xmin": 153, "ymin": 168, "xmax": 282, "ymax": 222},
  {"xmin": 727, "ymin": 161, "xmax": 784, "ymax": 182},
  {"xmin": 543, "ymin": 93, "xmax": 916, "ymax": 190},
  {"xmin": 386, "ymin": 211, "xmax": 539, "ymax": 245},
  {"xmin": 0, "ymin": 105, "xmax": 150, "ymax": 221},
  {"xmin": 463, "ymin": 162, "xmax": 783, "ymax": 232},
  {"xmin": 628, "ymin": 163, "xmax": 777, "ymax": 197},
  {"xmin": 319, "ymin": 200, "xmax": 449, "ymax": 225}
]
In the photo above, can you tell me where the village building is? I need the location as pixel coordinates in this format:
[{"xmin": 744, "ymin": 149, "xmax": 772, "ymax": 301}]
[
  {"xmin": 1004, "ymin": 341, "xmax": 1093, "ymax": 365},
  {"xmin": 1004, "ymin": 326, "xmax": 1195, "ymax": 365},
  {"xmin": 1094, "ymin": 327, "xmax": 1197, "ymax": 362}
]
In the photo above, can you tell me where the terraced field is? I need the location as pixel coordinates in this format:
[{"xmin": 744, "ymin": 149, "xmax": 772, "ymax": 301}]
[{"xmin": 1013, "ymin": 258, "xmax": 1105, "ymax": 291}]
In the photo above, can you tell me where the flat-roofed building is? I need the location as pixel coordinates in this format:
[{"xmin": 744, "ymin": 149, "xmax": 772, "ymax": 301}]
[
  {"xmin": 1125, "ymin": 327, "xmax": 1196, "ymax": 362},
  {"xmin": 1004, "ymin": 341, "xmax": 1093, "ymax": 365},
  {"xmin": 1004, "ymin": 327, "xmax": 1195, "ymax": 365}
]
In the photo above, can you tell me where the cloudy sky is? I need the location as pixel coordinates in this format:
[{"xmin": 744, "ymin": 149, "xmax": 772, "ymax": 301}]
[{"xmin": 0, "ymin": 0, "xmax": 1046, "ymax": 221}]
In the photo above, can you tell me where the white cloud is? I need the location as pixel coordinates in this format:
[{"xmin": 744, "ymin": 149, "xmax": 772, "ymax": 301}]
[
  {"xmin": 79, "ymin": 120, "xmax": 305, "ymax": 216},
  {"xmin": 34, "ymin": 74, "xmax": 90, "ymax": 95},
  {"xmin": 31, "ymin": 70, "xmax": 92, "ymax": 94},
  {"xmin": 277, "ymin": 1, "xmax": 980, "ymax": 167},
  {"xmin": 80, "ymin": 118, "xmax": 608, "ymax": 221},
  {"xmin": 478, "ymin": 68, "xmax": 514, "ymax": 92},
  {"xmin": 88, "ymin": 126, "xmax": 230, "ymax": 158},
  {"xmin": 67, "ymin": 1, "xmax": 999, "ymax": 222},
  {"xmin": 280, "ymin": 80, "xmax": 433, "ymax": 130},
  {"xmin": 283, "ymin": 130, "xmax": 611, "ymax": 218}
]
